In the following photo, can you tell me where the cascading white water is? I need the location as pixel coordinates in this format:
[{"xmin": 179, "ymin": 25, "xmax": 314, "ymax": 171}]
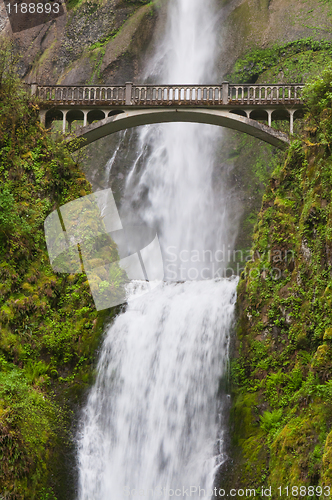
[
  {"xmin": 78, "ymin": 280, "xmax": 236, "ymax": 500},
  {"xmin": 77, "ymin": 0, "xmax": 239, "ymax": 498},
  {"xmin": 124, "ymin": 0, "xmax": 237, "ymax": 280}
]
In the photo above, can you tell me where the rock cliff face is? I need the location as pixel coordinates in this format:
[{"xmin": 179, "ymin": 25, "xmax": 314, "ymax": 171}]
[
  {"xmin": 1, "ymin": 0, "xmax": 331, "ymax": 86},
  {"xmin": 0, "ymin": 0, "xmax": 160, "ymax": 84},
  {"xmin": 219, "ymin": 0, "xmax": 332, "ymax": 76}
]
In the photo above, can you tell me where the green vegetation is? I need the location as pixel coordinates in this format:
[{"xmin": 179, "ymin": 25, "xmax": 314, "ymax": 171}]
[
  {"xmin": 227, "ymin": 38, "xmax": 332, "ymax": 84},
  {"xmin": 0, "ymin": 39, "xmax": 120, "ymax": 499},
  {"xmin": 229, "ymin": 64, "xmax": 332, "ymax": 497},
  {"xmin": 66, "ymin": 0, "xmax": 99, "ymax": 13},
  {"xmin": 224, "ymin": 36, "xmax": 332, "ymax": 263}
]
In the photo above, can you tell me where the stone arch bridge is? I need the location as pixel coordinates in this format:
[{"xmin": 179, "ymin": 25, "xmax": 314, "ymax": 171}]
[{"xmin": 31, "ymin": 82, "xmax": 305, "ymax": 151}]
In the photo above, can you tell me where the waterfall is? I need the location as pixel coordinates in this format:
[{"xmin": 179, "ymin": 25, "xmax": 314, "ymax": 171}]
[{"xmin": 77, "ymin": 0, "xmax": 239, "ymax": 498}]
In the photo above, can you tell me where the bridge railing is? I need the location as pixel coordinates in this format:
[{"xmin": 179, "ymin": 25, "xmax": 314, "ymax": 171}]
[
  {"xmin": 229, "ymin": 84, "xmax": 304, "ymax": 104},
  {"xmin": 132, "ymin": 85, "xmax": 225, "ymax": 104},
  {"xmin": 35, "ymin": 85, "xmax": 127, "ymax": 104},
  {"xmin": 32, "ymin": 83, "xmax": 304, "ymax": 105},
  {"xmin": 132, "ymin": 84, "xmax": 304, "ymax": 104}
]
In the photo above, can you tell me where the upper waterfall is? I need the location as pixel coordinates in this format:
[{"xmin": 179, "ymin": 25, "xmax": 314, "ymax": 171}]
[
  {"xmin": 124, "ymin": 0, "xmax": 237, "ymax": 282},
  {"xmin": 147, "ymin": 0, "xmax": 218, "ymax": 84}
]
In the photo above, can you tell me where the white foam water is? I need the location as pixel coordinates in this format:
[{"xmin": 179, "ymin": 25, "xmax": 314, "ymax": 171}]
[
  {"xmin": 78, "ymin": 279, "xmax": 237, "ymax": 500},
  {"xmin": 77, "ymin": 0, "xmax": 238, "ymax": 498}
]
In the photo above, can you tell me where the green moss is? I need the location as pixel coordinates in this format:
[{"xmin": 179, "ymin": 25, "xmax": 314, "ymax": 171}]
[
  {"xmin": 230, "ymin": 391, "xmax": 268, "ymax": 489},
  {"xmin": 0, "ymin": 39, "xmax": 120, "ymax": 498},
  {"xmin": 229, "ymin": 63, "xmax": 332, "ymax": 492},
  {"xmin": 227, "ymin": 38, "xmax": 332, "ymax": 84},
  {"xmin": 257, "ymin": 50, "xmax": 332, "ymax": 84}
]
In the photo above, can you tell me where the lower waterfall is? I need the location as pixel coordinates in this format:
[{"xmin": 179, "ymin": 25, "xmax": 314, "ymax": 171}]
[{"xmin": 77, "ymin": 279, "xmax": 237, "ymax": 499}]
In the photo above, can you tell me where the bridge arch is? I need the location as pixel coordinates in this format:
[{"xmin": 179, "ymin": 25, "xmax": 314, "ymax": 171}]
[
  {"xmin": 249, "ymin": 109, "xmax": 268, "ymax": 121},
  {"xmin": 108, "ymin": 109, "xmax": 125, "ymax": 117},
  {"xmin": 229, "ymin": 109, "xmax": 247, "ymax": 118},
  {"xmin": 45, "ymin": 108, "xmax": 128, "ymax": 133},
  {"xmin": 88, "ymin": 109, "xmax": 105, "ymax": 124},
  {"xmin": 67, "ymin": 109, "xmax": 84, "ymax": 129},
  {"xmin": 66, "ymin": 108, "xmax": 290, "ymax": 151},
  {"xmin": 45, "ymin": 108, "xmax": 63, "ymax": 129},
  {"xmin": 46, "ymin": 108, "xmax": 86, "ymax": 132}
]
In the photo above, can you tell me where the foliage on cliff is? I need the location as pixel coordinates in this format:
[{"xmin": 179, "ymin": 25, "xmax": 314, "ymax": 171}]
[
  {"xmin": 228, "ymin": 38, "xmax": 332, "ymax": 84},
  {"xmin": 231, "ymin": 64, "xmax": 332, "ymax": 497},
  {"xmin": 223, "ymin": 37, "xmax": 332, "ymax": 261},
  {"xmin": 0, "ymin": 39, "xmax": 115, "ymax": 500}
]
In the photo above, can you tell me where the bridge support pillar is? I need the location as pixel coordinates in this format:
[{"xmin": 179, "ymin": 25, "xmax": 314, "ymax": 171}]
[
  {"xmin": 83, "ymin": 110, "xmax": 89, "ymax": 127},
  {"xmin": 39, "ymin": 109, "xmax": 46, "ymax": 126},
  {"xmin": 267, "ymin": 110, "xmax": 274, "ymax": 128},
  {"xmin": 62, "ymin": 110, "xmax": 68, "ymax": 133},
  {"xmin": 288, "ymin": 109, "xmax": 296, "ymax": 134},
  {"xmin": 30, "ymin": 83, "xmax": 38, "ymax": 95}
]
